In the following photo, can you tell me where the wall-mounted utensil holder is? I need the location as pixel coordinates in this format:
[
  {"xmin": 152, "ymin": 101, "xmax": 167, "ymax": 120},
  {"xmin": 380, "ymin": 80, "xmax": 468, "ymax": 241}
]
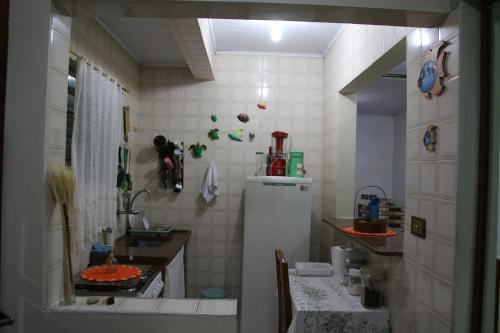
[{"xmin": 153, "ymin": 135, "xmax": 184, "ymax": 193}]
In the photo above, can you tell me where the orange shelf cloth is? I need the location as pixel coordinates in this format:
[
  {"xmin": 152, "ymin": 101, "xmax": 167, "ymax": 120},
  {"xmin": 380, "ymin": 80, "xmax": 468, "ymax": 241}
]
[{"xmin": 342, "ymin": 226, "xmax": 396, "ymax": 237}]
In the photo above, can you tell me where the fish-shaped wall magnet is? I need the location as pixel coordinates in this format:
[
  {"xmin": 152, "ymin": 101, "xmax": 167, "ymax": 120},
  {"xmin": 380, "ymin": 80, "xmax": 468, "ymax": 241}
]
[
  {"xmin": 228, "ymin": 128, "xmax": 244, "ymax": 142},
  {"xmin": 237, "ymin": 113, "xmax": 250, "ymax": 123}
]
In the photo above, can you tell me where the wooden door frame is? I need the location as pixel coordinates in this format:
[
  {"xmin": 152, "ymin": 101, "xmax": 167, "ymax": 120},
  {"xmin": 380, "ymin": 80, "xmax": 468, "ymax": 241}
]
[
  {"xmin": 0, "ymin": 0, "xmax": 12, "ymax": 326},
  {"xmin": 0, "ymin": 0, "xmax": 8, "ymax": 268}
]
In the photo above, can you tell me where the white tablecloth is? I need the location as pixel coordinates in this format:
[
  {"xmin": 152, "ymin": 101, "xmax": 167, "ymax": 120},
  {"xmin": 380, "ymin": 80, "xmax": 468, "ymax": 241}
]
[{"xmin": 287, "ymin": 269, "xmax": 389, "ymax": 333}]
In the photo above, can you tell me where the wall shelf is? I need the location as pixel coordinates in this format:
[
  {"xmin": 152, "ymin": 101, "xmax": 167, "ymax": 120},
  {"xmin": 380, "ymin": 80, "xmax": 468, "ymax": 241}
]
[{"xmin": 323, "ymin": 218, "xmax": 403, "ymax": 257}]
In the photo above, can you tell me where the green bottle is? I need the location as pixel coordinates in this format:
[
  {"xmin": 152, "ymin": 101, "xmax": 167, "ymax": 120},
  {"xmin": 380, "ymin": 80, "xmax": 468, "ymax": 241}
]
[{"xmin": 286, "ymin": 151, "xmax": 304, "ymax": 178}]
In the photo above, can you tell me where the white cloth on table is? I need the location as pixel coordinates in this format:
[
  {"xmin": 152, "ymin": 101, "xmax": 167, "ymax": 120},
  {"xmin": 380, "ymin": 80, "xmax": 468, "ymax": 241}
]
[
  {"xmin": 287, "ymin": 315, "xmax": 298, "ymax": 333},
  {"xmin": 201, "ymin": 160, "xmax": 219, "ymax": 203},
  {"xmin": 287, "ymin": 269, "xmax": 389, "ymax": 333}
]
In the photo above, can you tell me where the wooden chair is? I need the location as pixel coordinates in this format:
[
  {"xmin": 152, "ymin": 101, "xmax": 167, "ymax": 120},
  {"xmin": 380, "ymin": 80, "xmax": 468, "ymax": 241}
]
[{"xmin": 275, "ymin": 249, "xmax": 292, "ymax": 333}]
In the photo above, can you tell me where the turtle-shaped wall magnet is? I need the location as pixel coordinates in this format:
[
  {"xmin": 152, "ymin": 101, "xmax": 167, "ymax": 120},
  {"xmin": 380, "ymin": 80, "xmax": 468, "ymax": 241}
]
[
  {"xmin": 418, "ymin": 40, "xmax": 448, "ymax": 99},
  {"xmin": 189, "ymin": 142, "xmax": 207, "ymax": 158},
  {"xmin": 208, "ymin": 128, "xmax": 219, "ymax": 141}
]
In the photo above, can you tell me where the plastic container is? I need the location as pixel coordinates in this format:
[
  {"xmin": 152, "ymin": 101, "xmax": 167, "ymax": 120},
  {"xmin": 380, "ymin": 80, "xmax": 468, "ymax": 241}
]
[
  {"xmin": 295, "ymin": 262, "xmax": 332, "ymax": 276},
  {"xmin": 348, "ymin": 268, "xmax": 361, "ymax": 296},
  {"xmin": 368, "ymin": 196, "xmax": 380, "ymax": 220},
  {"xmin": 360, "ymin": 267, "xmax": 385, "ymax": 308},
  {"xmin": 287, "ymin": 150, "xmax": 304, "ymax": 178},
  {"xmin": 202, "ymin": 287, "xmax": 228, "ymax": 299},
  {"xmin": 255, "ymin": 152, "xmax": 266, "ymax": 176}
]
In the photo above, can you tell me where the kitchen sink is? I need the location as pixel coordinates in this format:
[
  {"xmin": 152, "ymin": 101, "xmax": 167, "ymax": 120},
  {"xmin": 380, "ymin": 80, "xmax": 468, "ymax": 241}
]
[{"xmin": 127, "ymin": 239, "xmax": 166, "ymax": 248}]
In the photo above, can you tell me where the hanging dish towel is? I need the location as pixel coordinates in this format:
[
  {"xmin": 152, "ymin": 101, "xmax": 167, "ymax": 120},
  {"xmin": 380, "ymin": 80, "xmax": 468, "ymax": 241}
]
[{"xmin": 201, "ymin": 160, "xmax": 219, "ymax": 203}]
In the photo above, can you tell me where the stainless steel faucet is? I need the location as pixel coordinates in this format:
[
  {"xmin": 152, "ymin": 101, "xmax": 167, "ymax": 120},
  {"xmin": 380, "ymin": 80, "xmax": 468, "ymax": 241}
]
[
  {"xmin": 117, "ymin": 188, "xmax": 152, "ymax": 215},
  {"xmin": 117, "ymin": 189, "xmax": 152, "ymax": 233},
  {"xmin": 130, "ymin": 188, "xmax": 152, "ymax": 213}
]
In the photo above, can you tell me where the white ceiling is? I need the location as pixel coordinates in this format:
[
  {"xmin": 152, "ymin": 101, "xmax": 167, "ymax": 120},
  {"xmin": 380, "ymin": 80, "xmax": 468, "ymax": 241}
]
[
  {"xmin": 98, "ymin": 18, "xmax": 187, "ymax": 66},
  {"xmin": 98, "ymin": 18, "xmax": 346, "ymax": 66},
  {"xmin": 357, "ymin": 62, "xmax": 407, "ymax": 116},
  {"xmin": 209, "ymin": 19, "xmax": 346, "ymax": 56}
]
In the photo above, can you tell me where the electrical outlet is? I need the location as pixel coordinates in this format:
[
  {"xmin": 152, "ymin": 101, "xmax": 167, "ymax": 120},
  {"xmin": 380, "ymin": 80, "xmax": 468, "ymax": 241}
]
[{"xmin": 411, "ymin": 216, "xmax": 426, "ymax": 238}]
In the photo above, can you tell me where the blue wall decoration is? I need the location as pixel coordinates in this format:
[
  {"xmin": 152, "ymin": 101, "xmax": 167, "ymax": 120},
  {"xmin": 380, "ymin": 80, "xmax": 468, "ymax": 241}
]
[{"xmin": 418, "ymin": 40, "xmax": 448, "ymax": 99}]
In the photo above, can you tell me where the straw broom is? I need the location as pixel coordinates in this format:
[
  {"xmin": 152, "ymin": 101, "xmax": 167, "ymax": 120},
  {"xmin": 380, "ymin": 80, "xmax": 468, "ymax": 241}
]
[{"xmin": 48, "ymin": 164, "xmax": 76, "ymax": 305}]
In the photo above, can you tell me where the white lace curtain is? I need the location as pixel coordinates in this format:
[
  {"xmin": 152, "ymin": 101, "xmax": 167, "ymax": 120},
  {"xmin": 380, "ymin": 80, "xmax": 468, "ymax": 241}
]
[{"xmin": 72, "ymin": 59, "xmax": 122, "ymax": 250}]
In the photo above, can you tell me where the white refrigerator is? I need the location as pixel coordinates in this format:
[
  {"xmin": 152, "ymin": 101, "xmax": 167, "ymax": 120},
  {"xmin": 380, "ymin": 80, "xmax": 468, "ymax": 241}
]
[{"xmin": 240, "ymin": 176, "xmax": 313, "ymax": 333}]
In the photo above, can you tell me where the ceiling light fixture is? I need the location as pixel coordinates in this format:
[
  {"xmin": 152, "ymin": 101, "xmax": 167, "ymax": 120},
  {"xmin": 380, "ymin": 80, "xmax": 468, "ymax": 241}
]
[{"xmin": 270, "ymin": 21, "xmax": 282, "ymax": 42}]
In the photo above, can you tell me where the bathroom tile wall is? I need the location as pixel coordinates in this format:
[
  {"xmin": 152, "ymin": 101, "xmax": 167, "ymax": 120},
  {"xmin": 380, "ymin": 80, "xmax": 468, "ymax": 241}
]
[{"xmin": 134, "ymin": 54, "xmax": 323, "ymax": 297}]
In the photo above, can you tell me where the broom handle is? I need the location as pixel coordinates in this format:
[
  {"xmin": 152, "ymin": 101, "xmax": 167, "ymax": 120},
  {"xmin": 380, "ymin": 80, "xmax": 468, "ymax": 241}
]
[
  {"xmin": 62, "ymin": 204, "xmax": 74, "ymax": 302},
  {"xmin": 62, "ymin": 204, "xmax": 73, "ymax": 282}
]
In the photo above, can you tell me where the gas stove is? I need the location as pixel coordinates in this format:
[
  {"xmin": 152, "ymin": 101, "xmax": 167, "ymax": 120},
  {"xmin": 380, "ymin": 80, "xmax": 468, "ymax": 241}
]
[{"xmin": 75, "ymin": 265, "xmax": 164, "ymax": 298}]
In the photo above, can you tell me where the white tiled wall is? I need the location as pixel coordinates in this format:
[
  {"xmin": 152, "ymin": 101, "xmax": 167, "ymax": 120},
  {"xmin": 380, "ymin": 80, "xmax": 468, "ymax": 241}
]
[
  {"xmin": 135, "ymin": 54, "xmax": 323, "ymax": 297},
  {"xmin": 70, "ymin": 18, "xmax": 139, "ymax": 95},
  {"xmin": 322, "ymin": 24, "xmax": 409, "ymax": 219},
  {"xmin": 320, "ymin": 11, "xmax": 460, "ymax": 333},
  {"xmin": 393, "ymin": 11, "xmax": 460, "ymax": 332},
  {"xmin": 44, "ymin": 17, "xmax": 141, "ymax": 307},
  {"xmin": 44, "ymin": 13, "xmax": 71, "ymax": 307}
]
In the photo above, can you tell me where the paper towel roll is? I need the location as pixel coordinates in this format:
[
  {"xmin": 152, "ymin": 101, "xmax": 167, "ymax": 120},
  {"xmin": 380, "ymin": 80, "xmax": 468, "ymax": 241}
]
[{"xmin": 331, "ymin": 246, "xmax": 352, "ymax": 277}]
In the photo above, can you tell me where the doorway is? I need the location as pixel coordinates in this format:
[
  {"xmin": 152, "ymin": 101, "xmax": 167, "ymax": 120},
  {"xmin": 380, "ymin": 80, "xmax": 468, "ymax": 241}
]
[{"xmin": 355, "ymin": 62, "xmax": 407, "ymax": 212}]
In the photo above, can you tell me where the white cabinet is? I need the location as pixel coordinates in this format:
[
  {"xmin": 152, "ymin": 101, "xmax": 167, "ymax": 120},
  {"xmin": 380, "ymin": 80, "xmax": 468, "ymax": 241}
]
[{"xmin": 163, "ymin": 246, "xmax": 185, "ymax": 298}]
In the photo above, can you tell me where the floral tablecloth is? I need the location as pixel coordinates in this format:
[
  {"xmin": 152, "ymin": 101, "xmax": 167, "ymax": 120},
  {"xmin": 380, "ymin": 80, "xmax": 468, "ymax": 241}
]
[{"xmin": 287, "ymin": 269, "xmax": 389, "ymax": 333}]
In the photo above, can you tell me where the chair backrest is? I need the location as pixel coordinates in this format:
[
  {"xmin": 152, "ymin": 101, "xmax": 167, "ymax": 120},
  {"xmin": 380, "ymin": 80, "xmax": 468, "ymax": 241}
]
[{"xmin": 275, "ymin": 249, "xmax": 292, "ymax": 333}]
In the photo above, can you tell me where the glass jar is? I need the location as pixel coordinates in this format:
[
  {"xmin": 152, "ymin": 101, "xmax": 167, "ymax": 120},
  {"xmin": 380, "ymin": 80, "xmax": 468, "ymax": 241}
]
[
  {"xmin": 360, "ymin": 267, "xmax": 384, "ymax": 308},
  {"xmin": 254, "ymin": 152, "xmax": 266, "ymax": 176},
  {"xmin": 347, "ymin": 268, "xmax": 361, "ymax": 296}
]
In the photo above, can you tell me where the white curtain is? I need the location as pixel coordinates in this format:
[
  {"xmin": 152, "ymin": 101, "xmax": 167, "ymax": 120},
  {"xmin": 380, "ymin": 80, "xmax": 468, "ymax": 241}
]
[{"xmin": 72, "ymin": 59, "xmax": 122, "ymax": 250}]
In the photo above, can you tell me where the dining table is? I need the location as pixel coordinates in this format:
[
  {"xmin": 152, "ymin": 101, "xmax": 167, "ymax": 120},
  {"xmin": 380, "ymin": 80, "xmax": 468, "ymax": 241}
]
[{"xmin": 287, "ymin": 269, "xmax": 390, "ymax": 333}]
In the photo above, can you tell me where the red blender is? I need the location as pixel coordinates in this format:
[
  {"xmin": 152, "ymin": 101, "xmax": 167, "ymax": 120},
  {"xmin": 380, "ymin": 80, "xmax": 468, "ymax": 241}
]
[{"xmin": 268, "ymin": 131, "xmax": 288, "ymax": 176}]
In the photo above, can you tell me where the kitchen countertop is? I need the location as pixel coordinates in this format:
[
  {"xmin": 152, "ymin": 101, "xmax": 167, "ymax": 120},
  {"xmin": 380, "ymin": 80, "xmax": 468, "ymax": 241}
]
[
  {"xmin": 323, "ymin": 218, "xmax": 403, "ymax": 257},
  {"xmin": 110, "ymin": 230, "xmax": 191, "ymax": 265},
  {"xmin": 48, "ymin": 297, "xmax": 237, "ymax": 316},
  {"xmin": 86, "ymin": 229, "xmax": 191, "ymax": 298}
]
